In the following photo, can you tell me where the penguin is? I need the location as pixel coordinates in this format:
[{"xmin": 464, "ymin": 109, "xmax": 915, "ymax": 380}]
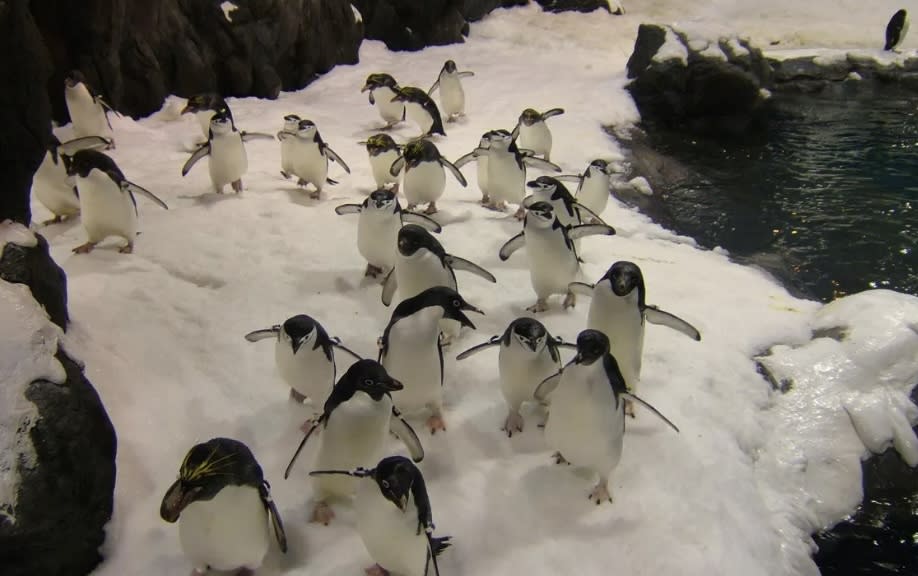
[
  {"xmin": 427, "ymin": 60, "xmax": 474, "ymax": 122},
  {"xmin": 281, "ymin": 360, "xmax": 424, "ymax": 526},
  {"xmin": 360, "ymin": 134, "xmax": 403, "ymax": 191},
  {"xmin": 181, "ymin": 93, "xmax": 233, "ymax": 140},
  {"xmin": 181, "ymin": 110, "xmax": 273, "ymax": 194},
  {"xmin": 379, "ymin": 286, "xmax": 483, "ymax": 433},
  {"xmin": 275, "ymin": 119, "xmax": 351, "ymax": 199},
  {"xmin": 390, "ymin": 138, "xmax": 467, "ymax": 215},
  {"xmin": 453, "ymin": 131, "xmax": 498, "ymax": 205},
  {"xmin": 335, "ymin": 189, "xmax": 442, "ymax": 279},
  {"xmin": 244, "ymin": 314, "xmax": 363, "ymax": 420},
  {"xmin": 511, "ymin": 108, "xmax": 565, "ymax": 162},
  {"xmin": 362, "ymin": 73, "xmax": 406, "ymax": 129},
  {"xmin": 381, "ymin": 224, "xmax": 495, "ymax": 343},
  {"xmin": 557, "ymin": 159, "xmax": 615, "ymax": 222},
  {"xmin": 456, "ymin": 317, "xmax": 575, "ymax": 436},
  {"xmin": 277, "ymin": 114, "xmax": 301, "ymax": 179},
  {"xmin": 63, "ymin": 70, "xmax": 116, "ymax": 143},
  {"xmin": 568, "ymin": 261, "xmax": 701, "ymax": 413},
  {"xmin": 160, "ymin": 437, "xmax": 288, "ymax": 575},
  {"xmin": 62, "ymin": 149, "xmax": 168, "ymax": 254},
  {"xmin": 885, "ymin": 9, "xmax": 909, "ymax": 51},
  {"xmin": 498, "ymin": 201, "xmax": 614, "ymax": 312},
  {"xmin": 535, "ymin": 329, "xmax": 679, "ymax": 504},
  {"xmin": 31, "ymin": 134, "xmax": 112, "ymax": 225},
  {"xmin": 391, "ymin": 87, "xmax": 446, "ymax": 137},
  {"xmin": 310, "ymin": 456, "xmax": 451, "ymax": 576},
  {"xmin": 522, "ymin": 176, "xmax": 607, "ymax": 230}
]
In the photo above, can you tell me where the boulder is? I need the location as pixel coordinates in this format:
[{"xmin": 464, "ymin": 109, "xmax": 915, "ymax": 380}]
[
  {"xmin": 534, "ymin": 0, "xmax": 616, "ymax": 14},
  {"xmin": 0, "ymin": 230, "xmax": 68, "ymax": 330},
  {"xmin": 352, "ymin": 0, "xmax": 468, "ymax": 52}
]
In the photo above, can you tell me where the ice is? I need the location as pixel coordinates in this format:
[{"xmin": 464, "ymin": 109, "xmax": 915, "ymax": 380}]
[
  {"xmin": 220, "ymin": 1, "xmax": 237, "ymax": 23},
  {"xmin": 0, "ymin": 219, "xmax": 37, "ymax": 249}
]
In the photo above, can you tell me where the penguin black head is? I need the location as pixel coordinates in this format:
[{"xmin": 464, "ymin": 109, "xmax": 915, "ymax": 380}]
[
  {"xmin": 296, "ymin": 119, "xmax": 317, "ymax": 137},
  {"xmin": 519, "ymin": 108, "xmax": 542, "ymax": 126},
  {"xmin": 340, "ymin": 359, "xmax": 403, "ymax": 401},
  {"xmin": 525, "ymin": 201, "xmax": 555, "ymax": 225},
  {"xmin": 403, "ymin": 138, "xmax": 440, "ymax": 166},
  {"xmin": 443, "ymin": 60, "xmax": 458, "ymax": 74},
  {"xmin": 65, "ymin": 70, "xmax": 86, "ymax": 88},
  {"xmin": 486, "ymin": 129, "xmax": 514, "ymax": 150},
  {"xmin": 160, "ymin": 437, "xmax": 263, "ymax": 522},
  {"xmin": 397, "ymin": 224, "xmax": 444, "ymax": 259},
  {"xmin": 573, "ymin": 329, "xmax": 610, "ymax": 366},
  {"xmin": 601, "ymin": 261, "xmax": 645, "ymax": 299},
  {"xmin": 589, "ymin": 159, "xmax": 611, "ymax": 174},
  {"xmin": 401, "ymin": 286, "xmax": 483, "ymax": 330},
  {"xmin": 209, "ymin": 109, "xmax": 235, "ymax": 134},
  {"xmin": 282, "ymin": 114, "xmax": 301, "ymax": 130},
  {"xmin": 365, "ymin": 133, "xmax": 399, "ymax": 155},
  {"xmin": 368, "ymin": 188, "xmax": 398, "ymax": 211},
  {"xmin": 182, "ymin": 93, "xmax": 227, "ymax": 115},
  {"xmin": 362, "ymin": 73, "xmax": 399, "ymax": 93},
  {"xmin": 391, "ymin": 86, "xmax": 429, "ymax": 104},
  {"xmin": 527, "ymin": 176, "xmax": 561, "ymax": 195},
  {"xmin": 62, "ymin": 148, "xmax": 120, "ymax": 180},
  {"xmin": 508, "ymin": 317, "xmax": 548, "ymax": 352},
  {"xmin": 371, "ymin": 455, "xmax": 420, "ymax": 511},
  {"xmin": 281, "ymin": 314, "xmax": 320, "ymax": 354}
]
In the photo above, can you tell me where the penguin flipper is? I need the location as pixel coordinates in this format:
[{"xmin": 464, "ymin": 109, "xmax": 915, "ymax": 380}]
[
  {"xmin": 259, "ymin": 481, "xmax": 288, "ymax": 553},
  {"xmin": 510, "ymin": 123, "xmax": 521, "ymax": 142},
  {"xmin": 276, "ymin": 130, "xmax": 294, "ymax": 141},
  {"xmin": 522, "ymin": 156, "xmax": 563, "ymax": 173},
  {"xmin": 244, "ymin": 326, "xmax": 281, "ymax": 342},
  {"xmin": 458, "ymin": 71, "xmax": 475, "ymax": 78},
  {"xmin": 568, "ymin": 282, "xmax": 594, "ymax": 297},
  {"xmin": 452, "ymin": 150, "xmax": 478, "ymax": 169},
  {"xmin": 439, "ymin": 157, "xmax": 468, "ymax": 187},
  {"xmin": 568, "ymin": 223, "xmax": 616, "ymax": 240},
  {"xmin": 573, "ymin": 203, "xmax": 608, "ymax": 226},
  {"xmin": 644, "ymin": 306, "xmax": 702, "ymax": 341},
  {"xmin": 58, "ymin": 135, "xmax": 113, "ymax": 155},
  {"xmin": 622, "ymin": 392, "xmax": 680, "ymax": 433},
  {"xmin": 402, "ymin": 211, "xmax": 442, "ymax": 233},
  {"xmin": 331, "ymin": 338, "xmax": 363, "ymax": 361},
  {"xmin": 556, "ymin": 174, "xmax": 583, "ymax": 183},
  {"xmin": 368, "ymin": 91, "xmax": 375, "ymax": 105},
  {"xmin": 390, "ymin": 156, "xmax": 406, "ymax": 177},
  {"xmin": 534, "ymin": 371, "xmax": 562, "ymax": 402},
  {"xmin": 240, "ymin": 131, "xmax": 276, "ymax": 142},
  {"xmin": 390, "ymin": 409, "xmax": 425, "ymax": 462},
  {"xmin": 334, "ymin": 203, "xmax": 362, "ymax": 216},
  {"xmin": 445, "ymin": 255, "xmax": 496, "ymax": 283},
  {"xmin": 125, "ymin": 182, "xmax": 169, "ymax": 209},
  {"xmin": 326, "ymin": 177, "xmax": 339, "ymax": 186},
  {"xmin": 426, "ymin": 538, "xmax": 441, "ymax": 576},
  {"xmin": 284, "ymin": 416, "xmax": 324, "ymax": 479},
  {"xmin": 498, "ymin": 233, "xmax": 526, "ymax": 261},
  {"xmin": 541, "ymin": 108, "xmax": 565, "ymax": 119},
  {"xmin": 427, "ymin": 79, "xmax": 440, "ymax": 96},
  {"xmin": 322, "ymin": 145, "xmax": 351, "ymax": 173},
  {"xmin": 455, "ymin": 336, "xmax": 500, "ymax": 360},
  {"xmin": 381, "ymin": 269, "xmax": 398, "ymax": 306},
  {"xmin": 182, "ymin": 143, "xmax": 211, "ymax": 176}
]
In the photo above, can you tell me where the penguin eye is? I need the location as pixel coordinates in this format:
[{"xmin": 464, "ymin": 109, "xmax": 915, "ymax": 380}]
[
  {"xmin": 452, "ymin": 299, "xmax": 461, "ymax": 308},
  {"xmin": 381, "ymin": 480, "xmax": 390, "ymax": 489},
  {"xmin": 364, "ymin": 378, "xmax": 374, "ymax": 387}
]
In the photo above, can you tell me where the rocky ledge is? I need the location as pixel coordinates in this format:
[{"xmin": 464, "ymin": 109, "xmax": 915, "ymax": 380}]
[{"xmin": 768, "ymin": 49, "xmax": 918, "ymax": 93}]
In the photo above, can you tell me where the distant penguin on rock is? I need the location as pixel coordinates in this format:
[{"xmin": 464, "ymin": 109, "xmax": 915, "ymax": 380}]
[
  {"xmin": 886, "ymin": 9, "xmax": 909, "ymax": 51},
  {"xmin": 64, "ymin": 71, "xmax": 116, "ymax": 144},
  {"xmin": 428, "ymin": 60, "xmax": 474, "ymax": 122}
]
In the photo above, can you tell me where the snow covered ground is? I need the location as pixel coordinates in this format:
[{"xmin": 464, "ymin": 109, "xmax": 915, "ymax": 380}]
[{"xmin": 20, "ymin": 2, "xmax": 918, "ymax": 575}]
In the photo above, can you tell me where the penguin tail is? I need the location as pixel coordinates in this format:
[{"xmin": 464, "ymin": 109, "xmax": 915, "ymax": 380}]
[{"xmin": 431, "ymin": 536, "xmax": 452, "ymax": 557}]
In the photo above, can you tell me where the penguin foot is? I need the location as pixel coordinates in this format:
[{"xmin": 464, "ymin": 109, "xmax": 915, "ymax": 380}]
[
  {"xmin": 406, "ymin": 203, "xmax": 418, "ymax": 211},
  {"xmin": 280, "ymin": 170, "xmax": 291, "ymax": 179},
  {"xmin": 502, "ymin": 412, "xmax": 524, "ymax": 437},
  {"xmin": 300, "ymin": 418, "xmax": 318, "ymax": 434},
  {"xmin": 310, "ymin": 501, "xmax": 335, "ymax": 525},
  {"xmin": 42, "ymin": 215, "xmax": 64, "ymax": 225},
  {"xmin": 426, "ymin": 413, "xmax": 447, "ymax": 435},
  {"xmin": 231, "ymin": 179, "xmax": 243, "ymax": 193},
  {"xmin": 289, "ymin": 388, "xmax": 307, "ymax": 403},
  {"xmin": 562, "ymin": 291, "xmax": 576, "ymax": 309},
  {"xmin": 310, "ymin": 189, "xmax": 322, "ymax": 200},
  {"xmin": 424, "ymin": 202, "xmax": 438, "ymax": 215},
  {"xmin": 118, "ymin": 241, "xmax": 134, "ymax": 254},
  {"xmin": 526, "ymin": 299, "xmax": 549, "ymax": 313},
  {"xmin": 365, "ymin": 564, "xmax": 390, "ymax": 576},
  {"xmin": 365, "ymin": 264, "xmax": 384, "ymax": 278},
  {"xmin": 72, "ymin": 241, "xmax": 97, "ymax": 254},
  {"xmin": 589, "ymin": 482, "xmax": 613, "ymax": 505},
  {"xmin": 624, "ymin": 398, "xmax": 636, "ymax": 419},
  {"xmin": 513, "ymin": 206, "xmax": 526, "ymax": 220},
  {"xmin": 479, "ymin": 194, "xmax": 491, "ymax": 206},
  {"xmin": 552, "ymin": 451, "xmax": 570, "ymax": 465}
]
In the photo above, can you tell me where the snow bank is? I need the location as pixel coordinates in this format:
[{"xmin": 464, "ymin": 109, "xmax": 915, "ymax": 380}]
[{"xmin": 0, "ymin": 220, "xmax": 37, "ymax": 250}]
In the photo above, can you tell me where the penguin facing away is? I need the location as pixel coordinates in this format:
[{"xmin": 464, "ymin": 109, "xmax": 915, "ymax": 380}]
[
  {"xmin": 62, "ymin": 148, "xmax": 168, "ymax": 254},
  {"xmin": 181, "ymin": 93, "xmax": 234, "ymax": 140},
  {"xmin": 511, "ymin": 107, "xmax": 565, "ymax": 162},
  {"xmin": 363, "ymin": 73, "xmax": 406, "ymax": 129},
  {"xmin": 310, "ymin": 456, "xmax": 451, "ymax": 576},
  {"xmin": 535, "ymin": 329, "xmax": 679, "ymax": 504},
  {"xmin": 391, "ymin": 87, "xmax": 447, "ymax": 137},
  {"xmin": 64, "ymin": 70, "xmax": 116, "ymax": 144},
  {"xmin": 428, "ymin": 59, "xmax": 475, "ymax": 122},
  {"xmin": 885, "ymin": 9, "xmax": 910, "ymax": 51},
  {"xmin": 276, "ymin": 119, "xmax": 351, "ymax": 199},
  {"xmin": 335, "ymin": 189, "xmax": 442, "ymax": 279},
  {"xmin": 361, "ymin": 133, "xmax": 403, "ymax": 191},
  {"xmin": 160, "ymin": 437, "xmax": 287, "ymax": 575},
  {"xmin": 390, "ymin": 138, "xmax": 467, "ymax": 215},
  {"xmin": 277, "ymin": 113, "xmax": 302, "ymax": 179},
  {"xmin": 32, "ymin": 134, "xmax": 113, "ymax": 225}
]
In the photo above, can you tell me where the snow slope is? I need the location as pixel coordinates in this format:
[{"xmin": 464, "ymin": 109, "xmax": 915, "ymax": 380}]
[{"xmin": 22, "ymin": 3, "xmax": 918, "ymax": 576}]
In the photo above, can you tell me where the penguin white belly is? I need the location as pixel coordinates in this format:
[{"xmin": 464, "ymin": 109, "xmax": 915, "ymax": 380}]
[
  {"xmin": 274, "ymin": 341, "xmax": 335, "ymax": 403},
  {"xmin": 577, "ymin": 176, "xmax": 610, "ymax": 217},
  {"xmin": 525, "ymin": 228, "xmax": 579, "ymax": 299},
  {"xmin": 499, "ymin": 345, "xmax": 557, "ymax": 411},
  {"xmin": 65, "ymin": 86, "xmax": 112, "ymax": 140},
  {"xmin": 383, "ymin": 310, "xmax": 444, "ymax": 414},
  {"xmin": 77, "ymin": 171, "xmax": 136, "ymax": 244},
  {"xmin": 487, "ymin": 152, "xmax": 525, "ymax": 204},
  {"xmin": 395, "ymin": 251, "xmax": 455, "ymax": 301},
  {"xmin": 519, "ymin": 123, "xmax": 552, "ymax": 159},
  {"xmin": 178, "ymin": 484, "xmax": 270, "ymax": 572},
  {"xmin": 195, "ymin": 111, "xmax": 214, "ymax": 138},
  {"xmin": 403, "ymin": 162, "xmax": 445, "ymax": 207},
  {"xmin": 358, "ymin": 210, "xmax": 400, "ymax": 270},
  {"xmin": 405, "ymin": 102, "xmax": 434, "ymax": 135},
  {"xmin": 209, "ymin": 133, "xmax": 247, "ymax": 189},
  {"xmin": 476, "ymin": 156, "xmax": 490, "ymax": 197},
  {"xmin": 290, "ymin": 140, "xmax": 328, "ymax": 188},
  {"xmin": 280, "ymin": 137, "xmax": 297, "ymax": 175},
  {"xmin": 587, "ymin": 290, "xmax": 644, "ymax": 391},
  {"xmin": 356, "ymin": 480, "xmax": 428, "ymax": 576},
  {"xmin": 545, "ymin": 364, "xmax": 623, "ymax": 476},
  {"xmin": 374, "ymin": 87, "xmax": 404, "ymax": 124},
  {"xmin": 313, "ymin": 393, "xmax": 391, "ymax": 499},
  {"xmin": 33, "ymin": 153, "xmax": 80, "ymax": 217},
  {"xmin": 370, "ymin": 150, "xmax": 400, "ymax": 189},
  {"xmin": 439, "ymin": 75, "xmax": 465, "ymax": 117}
]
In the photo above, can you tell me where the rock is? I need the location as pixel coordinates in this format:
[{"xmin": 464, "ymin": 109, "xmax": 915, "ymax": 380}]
[
  {"xmin": 0, "ymin": 231, "xmax": 68, "ymax": 330},
  {"xmin": 534, "ymin": 0, "xmax": 614, "ymax": 14},
  {"xmin": 352, "ymin": 0, "xmax": 468, "ymax": 52}
]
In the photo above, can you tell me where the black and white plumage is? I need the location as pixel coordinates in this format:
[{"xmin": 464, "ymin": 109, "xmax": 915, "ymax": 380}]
[
  {"xmin": 361, "ymin": 133, "xmax": 403, "ymax": 190},
  {"xmin": 64, "ymin": 70, "xmax": 116, "ymax": 144},
  {"xmin": 160, "ymin": 438, "xmax": 287, "ymax": 574},
  {"xmin": 32, "ymin": 134, "xmax": 113, "ymax": 225},
  {"xmin": 557, "ymin": 159, "xmax": 616, "ymax": 222},
  {"xmin": 390, "ymin": 138, "xmax": 467, "ymax": 215},
  {"xmin": 885, "ymin": 9, "xmax": 910, "ymax": 51},
  {"xmin": 453, "ymin": 130, "xmax": 501, "ymax": 205},
  {"xmin": 278, "ymin": 113, "xmax": 302, "ymax": 179},
  {"xmin": 363, "ymin": 73, "xmax": 406, "ymax": 129},
  {"xmin": 181, "ymin": 93, "xmax": 234, "ymax": 140},
  {"xmin": 522, "ymin": 175, "xmax": 607, "ymax": 230},
  {"xmin": 511, "ymin": 107, "xmax": 565, "ymax": 162},
  {"xmin": 428, "ymin": 59, "xmax": 475, "ymax": 122},
  {"xmin": 275, "ymin": 119, "xmax": 350, "ymax": 199},
  {"xmin": 391, "ymin": 87, "xmax": 447, "ymax": 137}
]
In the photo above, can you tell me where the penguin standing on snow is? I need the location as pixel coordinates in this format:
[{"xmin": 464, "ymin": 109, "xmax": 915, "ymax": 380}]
[
  {"xmin": 277, "ymin": 114, "xmax": 301, "ymax": 179},
  {"xmin": 457, "ymin": 317, "xmax": 574, "ymax": 436},
  {"xmin": 361, "ymin": 134, "xmax": 403, "ymax": 191},
  {"xmin": 181, "ymin": 110, "xmax": 273, "ymax": 194},
  {"xmin": 362, "ymin": 73, "xmax": 406, "ymax": 129},
  {"xmin": 181, "ymin": 93, "xmax": 233, "ymax": 141},
  {"xmin": 160, "ymin": 438, "xmax": 287, "ymax": 575},
  {"xmin": 282, "ymin": 360, "xmax": 424, "ymax": 526},
  {"xmin": 32, "ymin": 134, "xmax": 112, "ymax": 225},
  {"xmin": 535, "ymin": 330, "xmax": 679, "ymax": 504},
  {"xmin": 512, "ymin": 108, "xmax": 565, "ymax": 162},
  {"xmin": 379, "ymin": 287, "xmax": 483, "ymax": 434},
  {"xmin": 63, "ymin": 71, "xmax": 116, "ymax": 144},
  {"xmin": 276, "ymin": 119, "xmax": 351, "ymax": 199},
  {"xmin": 428, "ymin": 60, "xmax": 474, "ymax": 122},
  {"xmin": 391, "ymin": 87, "xmax": 447, "ymax": 137},
  {"xmin": 453, "ymin": 131, "xmax": 498, "ymax": 205},
  {"xmin": 557, "ymin": 159, "xmax": 616, "ymax": 222},
  {"xmin": 390, "ymin": 138, "xmax": 467, "ymax": 215},
  {"xmin": 498, "ymin": 201, "xmax": 614, "ymax": 312},
  {"xmin": 335, "ymin": 189, "xmax": 442, "ymax": 279},
  {"xmin": 523, "ymin": 175, "xmax": 607, "ymax": 230},
  {"xmin": 63, "ymin": 149, "xmax": 168, "ymax": 254},
  {"xmin": 310, "ymin": 456, "xmax": 451, "ymax": 576},
  {"xmin": 885, "ymin": 9, "xmax": 910, "ymax": 51}
]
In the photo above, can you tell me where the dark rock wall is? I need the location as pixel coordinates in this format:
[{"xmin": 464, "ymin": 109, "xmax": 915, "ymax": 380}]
[{"xmin": 0, "ymin": 234, "xmax": 69, "ymax": 329}]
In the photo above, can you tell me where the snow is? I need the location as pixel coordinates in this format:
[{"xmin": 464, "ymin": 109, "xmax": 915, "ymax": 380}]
[
  {"xmin": 0, "ymin": 219, "xmax": 37, "ymax": 249},
  {"xmin": 653, "ymin": 26, "xmax": 689, "ymax": 64},
  {"xmin": 627, "ymin": 176, "xmax": 653, "ymax": 196},
  {"xmin": 220, "ymin": 1, "xmax": 237, "ymax": 23},
  {"xmin": 351, "ymin": 4, "xmax": 362, "ymax": 25},
  {"xmin": 19, "ymin": 2, "xmax": 917, "ymax": 575}
]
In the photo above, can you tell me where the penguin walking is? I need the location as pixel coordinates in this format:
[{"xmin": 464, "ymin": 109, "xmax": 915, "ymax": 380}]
[
  {"xmin": 569, "ymin": 261, "xmax": 701, "ymax": 413},
  {"xmin": 362, "ymin": 74, "xmax": 405, "ymax": 129},
  {"xmin": 428, "ymin": 60, "xmax": 474, "ymax": 122},
  {"xmin": 181, "ymin": 93, "xmax": 233, "ymax": 141},
  {"xmin": 62, "ymin": 149, "xmax": 168, "ymax": 254},
  {"xmin": 511, "ymin": 108, "xmax": 565, "ymax": 162},
  {"xmin": 885, "ymin": 9, "xmax": 910, "ymax": 51},
  {"xmin": 244, "ymin": 315, "xmax": 363, "ymax": 419},
  {"xmin": 457, "ymin": 317, "xmax": 574, "ymax": 436},
  {"xmin": 276, "ymin": 119, "xmax": 350, "ymax": 199},
  {"xmin": 379, "ymin": 286, "xmax": 483, "ymax": 433},
  {"xmin": 557, "ymin": 159, "xmax": 616, "ymax": 222},
  {"xmin": 310, "ymin": 456, "xmax": 451, "ymax": 576},
  {"xmin": 391, "ymin": 87, "xmax": 447, "ymax": 137},
  {"xmin": 160, "ymin": 438, "xmax": 287, "ymax": 575},
  {"xmin": 474, "ymin": 130, "xmax": 560, "ymax": 218},
  {"xmin": 64, "ymin": 71, "xmax": 116, "ymax": 144},
  {"xmin": 453, "ymin": 131, "xmax": 498, "ymax": 205},
  {"xmin": 390, "ymin": 139, "xmax": 467, "ymax": 215},
  {"xmin": 498, "ymin": 202, "xmax": 614, "ymax": 312},
  {"xmin": 360, "ymin": 134, "xmax": 403, "ymax": 191},
  {"xmin": 335, "ymin": 189, "xmax": 442, "ymax": 279},
  {"xmin": 282, "ymin": 360, "xmax": 424, "ymax": 526},
  {"xmin": 381, "ymin": 224, "xmax": 496, "ymax": 343},
  {"xmin": 32, "ymin": 135, "xmax": 112, "ymax": 225},
  {"xmin": 523, "ymin": 176, "xmax": 607, "ymax": 230},
  {"xmin": 535, "ymin": 330, "xmax": 679, "ymax": 504},
  {"xmin": 182, "ymin": 110, "xmax": 273, "ymax": 194},
  {"xmin": 277, "ymin": 114, "xmax": 301, "ymax": 179}
]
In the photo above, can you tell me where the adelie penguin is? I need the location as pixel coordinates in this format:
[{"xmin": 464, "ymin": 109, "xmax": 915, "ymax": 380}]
[
  {"xmin": 535, "ymin": 330, "xmax": 679, "ymax": 504},
  {"xmin": 453, "ymin": 131, "xmax": 500, "ymax": 205},
  {"xmin": 335, "ymin": 189, "xmax": 442, "ymax": 279},
  {"xmin": 64, "ymin": 70, "xmax": 116, "ymax": 144},
  {"xmin": 32, "ymin": 134, "xmax": 112, "ymax": 225},
  {"xmin": 362, "ymin": 73, "xmax": 405, "ymax": 129},
  {"xmin": 557, "ymin": 159, "xmax": 617, "ymax": 223},
  {"xmin": 428, "ymin": 59, "xmax": 474, "ymax": 122},
  {"xmin": 62, "ymin": 149, "xmax": 168, "ymax": 254},
  {"xmin": 282, "ymin": 359, "xmax": 424, "ymax": 526},
  {"xmin": 310, "ymin": 456, "xmax": 451, "ymax": 576},
  {"xmin": 276, "ymin": 119, "xmax": 351, "ymax": 199},
  {"xmin": 457, "ymin": 317, "xmax": 575, "ymax": 436},
  {"xmin": 182, "ymin": 93, "xmax": 233, "ymax": 141},
  {"xmin": 244, "ymin": 314, "xmax": 363, "ymax": 424},
  {"xmin": 391, "ymin": 87, "xmax": 447, "ymax": 137},
  {"xmin": 499, "ymin": 201, "xmax": 615, "ymax": 312},
  {"xmin": 277, "ymin": 113, "xmax": 301, "ymax": 179},
  {"xmin": 885, "ymin": 9, "xmax": 909, "ymax": 51},
  {"xmin": 160, "ymin": 438, "xmax": 288, "ymax": 576},
  {"xmin": 379, "ymin": 286, "xmax": 483, "ymax": 434},
  {"xmin": 511, "ymin": 108, "xmax": 565, "ymax": 162},
  {"xmin": 360, "ymin": 133, "xmax": 403, "ymax": 191},
  {"xmin": 390, "ymin": 138, "xmax": 467, "ymax": 215},
  {"xmin": 181, "ymin": 110, "xmax": 274, "ymax": 194}
]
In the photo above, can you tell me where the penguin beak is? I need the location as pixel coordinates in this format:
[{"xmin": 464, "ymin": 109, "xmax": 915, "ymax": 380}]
[
  {"xmin": 361, "ymin": 83, "xmax": 372, "ymax": 93},
  {"xmin": 180, "ymin": 102, "xmax": 194, "ymax": 115},
  {"xmin": 291, "ymin": 336, "xmax": 308, "ymax": 354},
  {"xmin": 383, "ymin": 377, "xmax": 403, "ymax": 392},
  {"xmin": 397, "ymin": 494, "xmax": 409, "ymax": 511},
  {"xmin": 526, "ymin": 338, "xmax": 539, "ymax": 352},
  {"xmin": 160, "ymin": 479, "xmax": 202, "ymax": 523},
  {"xmin": 454, "ymin": 304, "xmax": 483, "ymax": 330}
]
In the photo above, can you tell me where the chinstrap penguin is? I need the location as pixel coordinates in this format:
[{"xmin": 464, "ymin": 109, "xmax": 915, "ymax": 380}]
[
  {"xmin": 64, "ymin": 70, "xmax": 116, "ymax": 144},
  {"xmin": 427, "ymin": 60, "xmax": 474, "ymax": 122},
  {"xmin": 557, "ymin": 159, "xmax": 616, "ymax": 222},
  {"xmin": 277, "ymin": 113, "xmax": 302, "ymax": 179},
  {"xmin": 453, "ymin": 131, "xmax": 500, "ymax": 205},
  {"xmin": 511, "ymin": 107, "xmax": 565, "ymax": 162},
  {"xmin": 276, "ymin": 119, "xmax": 350, "ymax": 199},
  {"xmin": 32, "ymin": 134, "xmax": 112, "ymax": 225}
]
